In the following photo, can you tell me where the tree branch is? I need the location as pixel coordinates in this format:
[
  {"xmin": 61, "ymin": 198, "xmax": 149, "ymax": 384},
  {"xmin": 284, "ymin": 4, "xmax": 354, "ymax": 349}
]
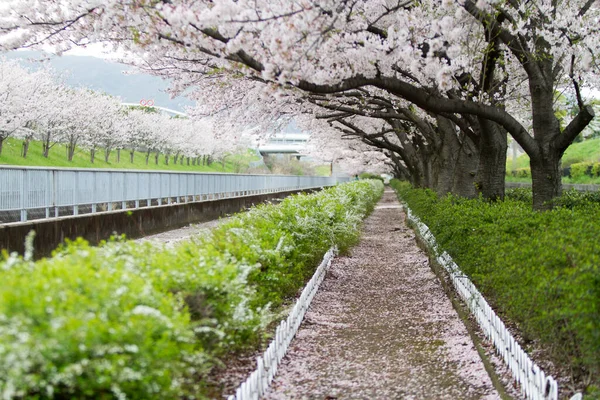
[{"xmin": 556, "ymin": 105, "xmax": 595, "ymax": 153}]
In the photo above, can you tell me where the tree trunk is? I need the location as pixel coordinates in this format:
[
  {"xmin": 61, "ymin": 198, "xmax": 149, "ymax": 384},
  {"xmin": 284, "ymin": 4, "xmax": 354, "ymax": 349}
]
[
  {"xmin": 434, "ymin": 117, "xmax": 479, "ymax": 198},
  {"xmin": 154, "ymin": 152, "xmax": 160, "ymax": 165},
  {"xmin": 165, "ymin": 154, "xmax": 170, "ymax": 165},
  {"xmin": 130, "ymin": 150, "xmax": 135, "ymax": 163},
  {"xmin": 145, "ymin": 150, "xmax": 150, "ymax": 165},
  {"xmin": 421, "ymin": 156, "xmax": 436, "ymax": 190},
  {"xmin": 530, "ymin": 145, "xmax": 562, "ymax": 210},
  {"xmin": 67, "ymin": 142, "xmax": 76, "ymax": 162},
  {"xmin": 104, "ymin": 148, "xmax": 111, "ymax": 163},
  {"xmin": 528, "ymin": 77, "xmax": 564, "ymax": 210},
  {"xmin": 451, "ymin": 138, "xmax": 479, "ymax": 198},
  {"xmin": 22, "ymin": 139, "xmax": 31, "ymax": 158},
  {"xmin": 90, "ymin": 148, "xmax": 96, "ymax": 164},
  {"xmin": 43, "ymin": 138, "xmax": 50, "ymax": 158},
  {"xmin": 0, "ymin": 137, "xmax": 4, "ymax": 156},
  {"xmin": 117, "ymin": 148, "xmax": 121, "ymax": 163},
  {"xmin": 475, "ymin": 119, "xmax": 507, "ymax": 201},
  {"xmin": 192, "ymin": 157, "xmax": 196, "ymax": 166}
]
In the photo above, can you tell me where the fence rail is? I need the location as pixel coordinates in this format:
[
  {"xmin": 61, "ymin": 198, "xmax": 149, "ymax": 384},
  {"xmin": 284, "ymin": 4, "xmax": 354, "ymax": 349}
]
[{"xmin": 0, "ymin": 166, "xmax": 349, "ymax": 223}]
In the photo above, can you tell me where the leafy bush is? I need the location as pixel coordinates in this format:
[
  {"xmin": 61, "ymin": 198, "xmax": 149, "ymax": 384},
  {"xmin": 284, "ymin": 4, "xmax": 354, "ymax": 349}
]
[
  {"xmin": 391, "ymin": 180, "xmax": 600, "ymax": 394},
  {"xmin": 506, "ymin": 187, "xmax": 533, "ymax": 204},
  {"xmin": 509, "ymin": 167, "xmax": 531, "ymax": 178},
  {"xmin": 358, "ymin": 172, "xmax": 384, "ymax": 181},
  {"xmin": 592, "ymin": 162, "xmax": 600, "ymax": 177},
  {"xmin": 570, "ymin": 162, "xmax": 595, "ymax": 180},
  {"xmin": 0, "ymin": 180, "xmax": 384, "ymax": 399},
  {"xmin": 548, "ymin": 189, "xmax": 600, "ymax": 209},
  {"xmin": 0, "ymin": 239, "xmax": 203, "ymax": 399}
]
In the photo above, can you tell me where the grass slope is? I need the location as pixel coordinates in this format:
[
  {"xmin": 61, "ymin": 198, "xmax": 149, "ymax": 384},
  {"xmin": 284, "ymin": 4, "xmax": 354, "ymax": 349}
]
[
  {"xmin": 0, "ymin": 137, "xmax": 261, "ymax": 173},
  {"xmin": 508, "ymin": 138, "xmax": 600, "ymax": 170},
  {"xmin": 506, "ymin": 138, "xmax": 600, "ymax": 184}
]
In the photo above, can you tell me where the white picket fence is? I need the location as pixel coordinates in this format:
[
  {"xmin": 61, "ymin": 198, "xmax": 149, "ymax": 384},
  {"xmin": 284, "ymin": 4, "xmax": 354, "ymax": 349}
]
[
  {"xmin": 227, "ymin": 247, "xmax": 336, "ymax": 400},
  {"xmin": 402, "ymin": 205, "xmax": 582, "ymax": 400}
]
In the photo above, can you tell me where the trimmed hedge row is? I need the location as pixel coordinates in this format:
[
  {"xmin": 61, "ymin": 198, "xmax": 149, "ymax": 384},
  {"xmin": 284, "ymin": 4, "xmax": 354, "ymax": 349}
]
[
  {"xmin": 391, "ymin": 180, "xmax": 600, "ymax": 396},
  {"xmin": 508, "ymin": 162, "xmax": 600, "ymax": 180},
  {"xmin": 0, "ymin": 180, "xmax": 384, "ymax": 399},
  {"xmin": 571, "ymin": 161, "xmax": 600, "ymax": 180}
]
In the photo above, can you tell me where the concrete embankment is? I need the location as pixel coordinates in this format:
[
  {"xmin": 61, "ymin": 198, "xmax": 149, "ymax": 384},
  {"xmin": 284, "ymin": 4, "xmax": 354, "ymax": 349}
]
[{"xmin": 0, "ymin": 189, "xmax": 307, "ymax": 258}]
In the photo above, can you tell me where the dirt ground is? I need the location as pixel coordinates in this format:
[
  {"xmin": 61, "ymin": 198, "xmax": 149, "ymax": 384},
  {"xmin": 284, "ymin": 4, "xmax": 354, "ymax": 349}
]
[{"xmin": 262, "ymin": 190, "xmax": 501, "ymax": 399}]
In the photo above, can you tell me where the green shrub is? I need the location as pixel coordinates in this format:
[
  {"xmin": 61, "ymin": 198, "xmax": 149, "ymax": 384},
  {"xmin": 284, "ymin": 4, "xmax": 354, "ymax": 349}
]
[
  {"xmin": 591, "ymin": 162, "xmax": 600, "ymax": 177},
  {"xmin": 548, "ymin": 189, "xmax": 600, "ymax": 209},
  {"xmin": 391, "ymin": 179, "xmax": 600, "ymax": 394},
  {"xmin": 358, "ymin": 172, "xmax": 384, "ymax": 181},
  {"xmin": 506, "ymin": 187, "xmax": 533, "ymax": 204},
  {"xmin": 0, "ymin": 239, "xmax": 203, "ymax": 399},
  {"xmin": 511, "ymin": 167, "xmax": 531, "ymax": 178},
  {"xmin": 0, "ymin": 180, "xmax": 384, "ymax": 398},
  {"xmin": 570, "ymin": 162, "xmax": 594, "ymax": 180}
]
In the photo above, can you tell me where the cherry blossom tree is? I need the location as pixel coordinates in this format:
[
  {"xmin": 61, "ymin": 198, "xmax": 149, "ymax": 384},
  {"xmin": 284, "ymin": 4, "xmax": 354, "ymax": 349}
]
[
  {"xmin": 2, "ymin": 0, "xmax": 598, "ymax": 207},
  {"xmin": 0, "ymin": 60, "xmax": 51, "ymax": 156}
]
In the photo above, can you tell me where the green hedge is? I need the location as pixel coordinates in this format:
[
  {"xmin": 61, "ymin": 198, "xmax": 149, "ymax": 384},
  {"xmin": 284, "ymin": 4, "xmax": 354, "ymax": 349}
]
[
  {"xmin": 571, "ymin": 161, "xmax": 600, "ymax": 180},
  {"xmin": 508, "ymin": 167, "xmax": 531, "ymax": 178},
  {"xmin": 358, "ymin": 172, "xmax": 384, "ymax": 181},
  {"xmin": 0, "ymin": 180, "xmax": 384, "ymax": 399},
  {"xmin": 391, "ymin": 180, "xmax": 600, "ymax": 395}
]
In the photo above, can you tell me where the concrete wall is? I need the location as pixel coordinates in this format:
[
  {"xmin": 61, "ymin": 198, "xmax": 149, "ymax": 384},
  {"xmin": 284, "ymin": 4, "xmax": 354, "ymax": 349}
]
[{"xmin": 0, "ymin": 189, "xmax": 311, "ymax": 258}]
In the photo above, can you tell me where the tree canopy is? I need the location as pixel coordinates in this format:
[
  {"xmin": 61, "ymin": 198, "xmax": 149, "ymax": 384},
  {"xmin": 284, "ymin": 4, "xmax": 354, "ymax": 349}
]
[{"xmin": 1, "ymin": 0, "xmax": 598, "ymax": 208}]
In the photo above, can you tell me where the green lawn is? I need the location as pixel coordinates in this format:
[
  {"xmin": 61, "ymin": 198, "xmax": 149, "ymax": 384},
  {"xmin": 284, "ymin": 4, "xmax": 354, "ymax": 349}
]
[
  {"xmin": 506, "ymin": 138, "xmax": 600, "ymax": 184},
  {"xmin": 508, "ymin": 137, "xmax": 600, "ymax": 170},
  {"xmin": 0, "ymin": 137, "xmax": 262, "ymax": 173}
]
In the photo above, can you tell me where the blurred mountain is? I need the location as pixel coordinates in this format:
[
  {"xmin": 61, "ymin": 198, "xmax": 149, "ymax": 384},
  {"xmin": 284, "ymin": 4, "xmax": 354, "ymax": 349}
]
[{"xmin": 4, "ymin": 50, "xmax": 194, "ymax": 112}]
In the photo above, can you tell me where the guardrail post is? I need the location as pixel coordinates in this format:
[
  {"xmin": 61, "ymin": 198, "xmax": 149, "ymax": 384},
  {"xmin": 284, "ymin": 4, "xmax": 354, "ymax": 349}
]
[
  {"xmin": 20, "ymin": 169, "xmax": 28, "ymax": 222},
  {"xmin": 122, "ymin": 173, "xmax": 127, "ymax": 210},
  {"xmin": 73, "ymin": 172, "xmax": 79, "ymax": 216},
  {"xmin": 107, "ymin": 172, "xmax": 113, "ymax": 211},
  {"xmin": 53, "ymin": 170, "xmax": 59, "ymax": 218},
  {"xmin": 176, "ymin": 175, "xmax": 180, "ymax": 204},
  {"xmin": 135, "ymin": 172, "xmax": 140, "ymax": 209},
  {"xmin": 45, "ymin": 170, "xmax": 51, "ymax": 219},
  {"xmin": 167, "ymin": 173, "xmax": 172, "ymax": 204},
  {"xmin": 92, "ymin": 171, "xmax": 97, "ymax": 213},
  {"xmin": 158, "ymin": 174, "xmax": 163, "ymax": 205},
  {"xmin": 191, "ymin": 175, "xmax": 195, "ymax": 202},
  {"xmin": 147, "ymin": 172, "xmax": 151, "ymax": 207}
]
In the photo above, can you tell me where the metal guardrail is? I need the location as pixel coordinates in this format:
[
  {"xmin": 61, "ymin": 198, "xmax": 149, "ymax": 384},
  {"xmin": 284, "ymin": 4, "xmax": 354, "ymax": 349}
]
[{"xmin": 0, "ymin": 166, "xmax": 349, "ymax": 223}]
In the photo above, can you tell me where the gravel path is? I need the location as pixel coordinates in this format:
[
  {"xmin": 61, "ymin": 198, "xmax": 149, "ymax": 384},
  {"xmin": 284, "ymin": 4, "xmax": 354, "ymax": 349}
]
[
  {"xmin": 263, "ymin": 190, "xmax": 500, "ymax": 400},
  {"xmin": 135, "ymin": 218, "xmax": 227, "ymax": 246}
]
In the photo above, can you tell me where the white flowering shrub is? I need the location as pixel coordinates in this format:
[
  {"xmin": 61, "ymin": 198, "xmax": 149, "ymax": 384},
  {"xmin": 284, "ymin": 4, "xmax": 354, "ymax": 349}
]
[
  {"xmin": 0, "ymin": 240, "xmax": 204, "ymax": 399},
  {"xmin": 0, "ymin": 180, "xmax": 383, "ymax": 398}
]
